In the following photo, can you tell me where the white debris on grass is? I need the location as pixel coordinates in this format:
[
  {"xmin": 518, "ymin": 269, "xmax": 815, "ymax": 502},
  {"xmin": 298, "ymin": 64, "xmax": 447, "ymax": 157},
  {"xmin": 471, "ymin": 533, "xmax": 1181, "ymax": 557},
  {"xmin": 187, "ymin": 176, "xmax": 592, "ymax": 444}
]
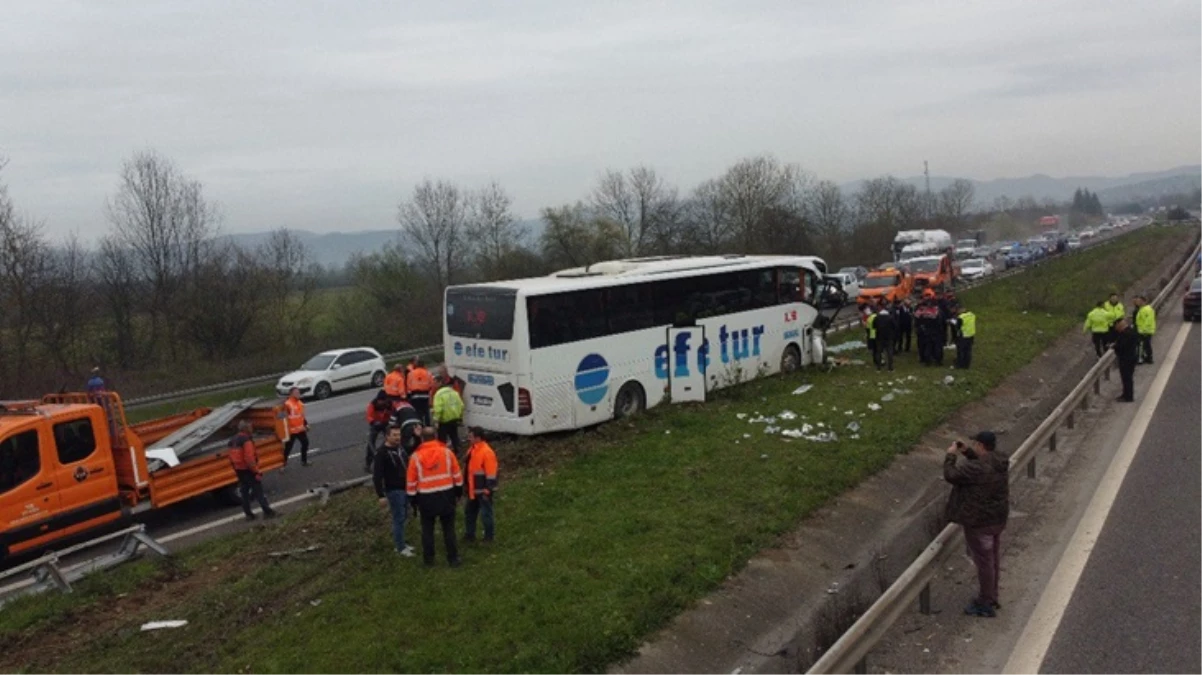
[
  {"xmin": 846, "ymin": 421, "xmax": 861, "ymax": 433},
  {"xmin": 779, "ymin": 410, "xmax": 798, "ymax": 420},
  {"xmin": 141, "ymin": 620, "xmax": 188, "ymax": 631},
  {"xmin": 850, "ymin": 434, "xmax": 861, "ymax": 439},
  {"xmin": 827, "ymin": 340, "xmax": 866, "ymax": 354},
  {"xmin": 867, "ymin": 403, "xmax": 882, "ymax": 411},
  {"xmin": 764, "ymin": 425, "xmax": 781, "ymax": 434},
  {"xmin": 736, "ymin": 413, "xmax": 748, "ymax": 420},
  {"xmin": 743, "ymin": 433, "xmax": 752, "ymax": 439},
  {"xmin": 748, "ymin": 415, "xmax": 777, "ymax": 424},
  {"xmin": 781, "ymin": 428, "xmax": 804, "ymax": 439},
  {"xmin": 881, "ymin": 393, "xmax": 895, "ymax": 402},
  {"xmin": 943, "ymin": 375, "xmax": 956, "ymax": 385},
  {"xmin": 791, "ymin": 384, "xmax": 814, "ymax": 395}
]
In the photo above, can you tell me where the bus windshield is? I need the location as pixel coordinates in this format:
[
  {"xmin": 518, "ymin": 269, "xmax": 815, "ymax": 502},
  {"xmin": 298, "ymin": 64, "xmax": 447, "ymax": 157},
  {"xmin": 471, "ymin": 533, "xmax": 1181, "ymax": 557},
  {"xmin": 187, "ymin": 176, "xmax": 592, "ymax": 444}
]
[
  {"xmin": 446, "ymin": 287, "xmax": 517, "ymax": 340},
  {"xmin": 862, "ymin": 275, "xmax": 899, "ymax": 289}
]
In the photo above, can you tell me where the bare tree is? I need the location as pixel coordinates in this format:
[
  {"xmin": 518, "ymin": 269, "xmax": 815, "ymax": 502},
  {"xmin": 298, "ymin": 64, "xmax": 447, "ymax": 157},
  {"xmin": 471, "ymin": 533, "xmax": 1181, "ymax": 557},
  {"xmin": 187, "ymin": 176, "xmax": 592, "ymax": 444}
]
[
  {"xmin": 591, "ymin": 166, "xmax": 680, "ymax": 257},
  {"xmin": 806, "ymin": 180, "xmax": 851, "ymax": 261},
  {"xmin": 257, "ymin": 228, "xmax": 318, "ymax": 347},
  {"xmin": 937, "ymin": 179, "xmax": 976, "ymax": 231},
  {"xmin": 34, "ymin": 235, "xmax": 95, "ymax": 373},
  {"xmin": 398, "ymin": 178, "xmax": 471, "ymax": 288},
  {"xmin": 0, "ymin": 209, "xmax": 51, "ymax": 389},
  {"xmin": 539, "ymin": 203, "xmax": 624, "ymax": 269},
  {"xmin": 180, "ymin": 242, "xmax": 265, "ymax": 359},
  {"xmin": 698, "ymin": 156, "xmax": 813, "ymax": 254},
  {"xmin": 106, "ymin": 150, "xmax": 219, "ymax": 358},
  {"xmin": 850, "ymin": 177, "xmax": 923, "ymax": 262},
  {"xmin": 95, "ymin": 237, "xmax": 141, "ymax": 369},
  {"xmin": 469, "ymin": 181, "xmax": 525, "ymax": 279},
  {"xmin": 682, "ymin": 179, "xmax": 735, "ymax": 254}
]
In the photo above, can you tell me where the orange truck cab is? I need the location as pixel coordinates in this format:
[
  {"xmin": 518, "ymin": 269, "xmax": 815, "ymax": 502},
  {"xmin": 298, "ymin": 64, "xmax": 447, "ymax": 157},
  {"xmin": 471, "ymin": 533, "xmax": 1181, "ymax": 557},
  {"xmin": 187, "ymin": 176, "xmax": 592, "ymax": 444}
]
[
  {"xmin": 0, "ymin": 392, "xmax": 285, "ymax": 561},
  {"xmin": 906, "ymin": 254, "xmax": 956, "ymax": 295},
  {"xmin": 857, "ymin": 268, "xmax": 913, "ymax": 306}
]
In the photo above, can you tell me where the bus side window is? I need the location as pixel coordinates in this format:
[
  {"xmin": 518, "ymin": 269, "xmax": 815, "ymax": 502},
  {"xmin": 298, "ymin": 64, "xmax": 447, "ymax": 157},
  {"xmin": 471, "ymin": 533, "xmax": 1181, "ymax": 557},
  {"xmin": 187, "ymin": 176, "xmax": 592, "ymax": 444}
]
[
  {"xmin": 803, "ymin": 270, "xmax": 819, "ymax": 302},
  {"xmin": 777, "ymin": 268, "xmax": 803, "ymax": 303},
  {"xmin": 0, "ymin": 430, "xmax": 40, "ymax": 495}
]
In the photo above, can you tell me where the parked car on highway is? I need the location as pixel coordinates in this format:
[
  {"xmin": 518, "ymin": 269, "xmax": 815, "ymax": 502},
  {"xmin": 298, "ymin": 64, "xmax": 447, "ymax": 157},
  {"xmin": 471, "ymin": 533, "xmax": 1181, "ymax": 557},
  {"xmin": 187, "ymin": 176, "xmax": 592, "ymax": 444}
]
[
  {"xmin": 1006, "ymin": 246, "xmax": 1032, "ymax": 266},
  {"xmin": 837, "ymin": 266, "xmax": 869, "ymax": 283},
  {"xmin": 972, "ymin": 246, "xmax": 991, "ymax": 258},
  {"xmin": 1080, "ymin": 228, "xmax": 1096, "ymax": 239},
  {"xmin": 1067, "ymin": 236, "xmax": 1082, "ymax": 250},
  {"xmin": 276, "ymin": 347, "xmax": 387, "ymax": 400},
  {"xmin": 959, "ymin": 258, "xmax": 995, "ymax": 281},
  {"xmin": 826, "ymin": 272, "xmax": 861, "ymax": 298},
  {"xmin": 1184, "ymin": 277, "xmax": 1201, "ymax": 322}
]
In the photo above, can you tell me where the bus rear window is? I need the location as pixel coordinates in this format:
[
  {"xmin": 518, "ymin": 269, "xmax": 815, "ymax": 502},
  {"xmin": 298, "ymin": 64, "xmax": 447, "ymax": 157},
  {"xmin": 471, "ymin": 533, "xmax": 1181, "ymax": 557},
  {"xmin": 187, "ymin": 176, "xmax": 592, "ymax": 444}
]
[{"xmin": 446, "ymin": 288, "xmax": 517, "ymax": 340}]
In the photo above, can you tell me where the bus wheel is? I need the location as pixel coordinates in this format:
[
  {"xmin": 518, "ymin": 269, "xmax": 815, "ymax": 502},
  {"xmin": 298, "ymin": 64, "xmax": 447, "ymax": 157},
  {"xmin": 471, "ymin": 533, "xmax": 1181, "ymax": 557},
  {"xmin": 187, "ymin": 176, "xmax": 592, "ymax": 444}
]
[
  {"xmin": 614, "ymin": 382, "xmax": 646, "ymax": 419},
  {"xmin": 781, "ymin": 344, "xmax": 801, "ymax": 373}
]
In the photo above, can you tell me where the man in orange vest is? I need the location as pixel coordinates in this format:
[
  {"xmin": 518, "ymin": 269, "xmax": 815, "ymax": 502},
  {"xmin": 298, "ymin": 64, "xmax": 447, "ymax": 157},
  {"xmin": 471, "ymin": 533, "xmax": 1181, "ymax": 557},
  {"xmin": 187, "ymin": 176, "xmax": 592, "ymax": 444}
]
[
  {"xmin": 228, "ymin": 420, "xmax": 277, "ymax": 521},
  {"xmin": 364, "ymin": 390, "xmax": 393, "ymax": 472},
  {"xmin": 383, "ymin": 363, "xmax": 407, "ymax": 402},
  {"xmin": 283, "ymin": 387, "xmax": 311, "ymax": 467},
  {"xmin": 406, "ymin": 358, "xmax": 434, "ymax": 427},
  {"xmin": 462, "ymin": 426, "xmax": 498, "ymax": 543},
  {"xmin": 406, "ymin": 426, "xmax": 464, "ymax": 567}
]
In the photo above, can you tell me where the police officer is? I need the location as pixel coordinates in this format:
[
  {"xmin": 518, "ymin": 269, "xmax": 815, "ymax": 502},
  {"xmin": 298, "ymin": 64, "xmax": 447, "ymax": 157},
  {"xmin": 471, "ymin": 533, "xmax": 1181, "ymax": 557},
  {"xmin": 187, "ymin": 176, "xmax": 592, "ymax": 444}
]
[
  {"xmin": 950, "ymin": 307, "xmax": 978, "ymax": 369},
  {"xmin": 1112, "ymin": 318, "xmax": 1139, "ymax": 402},
  {"xmin": 1102, "ymin": 293, "xmax": 1124, "ymax": 348},
  {"xmin": 1133, "ymin": 295, "xmax": 1156, "ymax": 364},
  {"xmin": 1083, "ymin": 301, "xmax": 1112, "ymax": 358}
]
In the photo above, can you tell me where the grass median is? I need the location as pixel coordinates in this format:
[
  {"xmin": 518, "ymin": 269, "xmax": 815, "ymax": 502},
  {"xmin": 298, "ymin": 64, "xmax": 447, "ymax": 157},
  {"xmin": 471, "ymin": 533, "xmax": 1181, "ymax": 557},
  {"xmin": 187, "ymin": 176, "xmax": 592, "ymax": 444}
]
[{"xmin": 1, "ymin": 225, "xmax": 1192, "ymax": 673}]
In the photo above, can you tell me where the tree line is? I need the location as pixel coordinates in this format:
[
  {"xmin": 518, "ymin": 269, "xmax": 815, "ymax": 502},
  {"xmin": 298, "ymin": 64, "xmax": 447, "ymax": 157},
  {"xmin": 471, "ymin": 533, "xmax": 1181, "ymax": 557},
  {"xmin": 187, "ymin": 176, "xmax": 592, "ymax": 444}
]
[{"xmin": 2, "ymin": 150, "xmax": 1082, "ymax": 397}]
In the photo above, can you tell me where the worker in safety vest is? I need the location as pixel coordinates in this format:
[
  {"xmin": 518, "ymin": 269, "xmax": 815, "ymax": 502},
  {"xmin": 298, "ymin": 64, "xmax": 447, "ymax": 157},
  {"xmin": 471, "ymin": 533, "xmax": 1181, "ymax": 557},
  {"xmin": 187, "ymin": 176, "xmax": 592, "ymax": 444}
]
[
  {"xmin": 390, "ymin": 399, "xmax": 423, "ymax": 454},
  {"xmin": 1133, "ymin": 295, "xmax": 1156, "ymax": 364},
  {"xmin": 1102, "ymin": 293, "xmax": 1124, "ymax": 348},
  {"xmin": 86, "ymin": 367, "xmax": 106, "ymax": 394},
  {"xmin": 406, "ymin": 358, "xmax": 434, "ymax": 426},
  {"xmin": 383, "ymin": 363, "xmax": 408, "ymax": 402},
  {"xmin": 914, "ymin": 290, "xmax": 943, "ymax": 366},
  {"xmin": 950, "ymin": 307, "xmax": 978, "ymax": 369},
  {"xmin": 228, "ymin": 419, "xmax": 277, "ymax": 521},
  {"xmin": 282, "ymin": 387, "xmax": 311, "ymax": 467},
  {"xmin": 1083, "ymin": 301, "xmax": 1112, "ymax": 358},
  {"xmin": 364, "ymin": 390, "xmax": 393, "ymax": 472},
  {"xmin": 406, "ymin": 427, "xmax": 464, "ymax": 567},
  {"xmin": 439, "ymin": 365, "xmax": 465, "ymax": 397},
  {"xmin": 432, "ymin": 376, "xmax": 466, "ymax": 452},
  {"xmin": 462, "ymin": 426, "xmax": 499, "ymax": 543}
]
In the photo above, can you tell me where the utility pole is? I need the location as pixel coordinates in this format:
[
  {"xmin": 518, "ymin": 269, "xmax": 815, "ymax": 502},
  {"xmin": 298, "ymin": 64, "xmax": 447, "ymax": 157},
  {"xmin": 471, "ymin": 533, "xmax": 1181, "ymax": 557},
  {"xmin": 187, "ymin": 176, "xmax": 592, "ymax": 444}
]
[{"xmin": 923, "ymin": 160, "xmax": 933, "ymax": 223}]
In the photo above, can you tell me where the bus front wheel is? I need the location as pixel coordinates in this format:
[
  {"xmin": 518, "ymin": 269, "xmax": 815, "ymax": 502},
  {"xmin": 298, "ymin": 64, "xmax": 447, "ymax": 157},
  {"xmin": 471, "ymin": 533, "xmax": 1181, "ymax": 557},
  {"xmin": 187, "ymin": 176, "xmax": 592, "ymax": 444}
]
[
  {"xmin": 614, "ymin": 382, "xmax": 646, "ymax": 419},
  {"xmin": 781, "ymin": 344, "xmax": 801, "ymax": 373}
]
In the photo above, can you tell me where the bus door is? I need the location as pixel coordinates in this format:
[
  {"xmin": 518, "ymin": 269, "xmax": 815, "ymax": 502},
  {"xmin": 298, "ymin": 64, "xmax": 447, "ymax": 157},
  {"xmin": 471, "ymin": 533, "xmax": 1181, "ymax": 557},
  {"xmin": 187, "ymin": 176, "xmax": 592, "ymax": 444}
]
[{"xmin": 667, "ymin": 326, "xmax": 707, "ymax": 403}]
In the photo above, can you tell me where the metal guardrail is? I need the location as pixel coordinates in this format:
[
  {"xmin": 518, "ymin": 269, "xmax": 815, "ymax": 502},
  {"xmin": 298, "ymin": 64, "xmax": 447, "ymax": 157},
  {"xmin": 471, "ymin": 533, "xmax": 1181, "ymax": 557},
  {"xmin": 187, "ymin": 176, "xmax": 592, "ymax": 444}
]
[
  {"xmin": 122, "ymin": 225, "xmax": 1137, "ymax": 411},
  {"xmin": 807, "ymin": 234, "xmax": 1201, "ymax": 674},
  {"xmin": 0, "ymin": 524, "xmax": 170, "ymax": 606},
  {"xmin": 124, "ymin": 343, "xmax": 443, "ymax": 410}
]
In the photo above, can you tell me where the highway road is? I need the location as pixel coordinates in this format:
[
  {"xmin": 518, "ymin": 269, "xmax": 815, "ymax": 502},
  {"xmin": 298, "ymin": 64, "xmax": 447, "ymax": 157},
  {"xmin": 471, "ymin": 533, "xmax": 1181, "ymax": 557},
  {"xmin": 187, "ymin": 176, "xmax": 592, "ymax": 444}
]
[{"xmin": 1014, "ymin": 317, "xmax": 1200, "ymax": 674}]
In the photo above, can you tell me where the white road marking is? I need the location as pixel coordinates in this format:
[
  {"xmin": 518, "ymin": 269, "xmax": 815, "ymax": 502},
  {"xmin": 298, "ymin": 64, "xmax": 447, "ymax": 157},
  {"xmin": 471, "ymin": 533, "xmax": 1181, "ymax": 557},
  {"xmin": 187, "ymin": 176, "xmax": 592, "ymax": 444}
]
[
  {"xmin": 1003, "ymin": 320, "xmax": 1194, "ymax": 674},
  {"xmin": 158, "ymin": 491, "xmax": 317, "ymax": 544}
]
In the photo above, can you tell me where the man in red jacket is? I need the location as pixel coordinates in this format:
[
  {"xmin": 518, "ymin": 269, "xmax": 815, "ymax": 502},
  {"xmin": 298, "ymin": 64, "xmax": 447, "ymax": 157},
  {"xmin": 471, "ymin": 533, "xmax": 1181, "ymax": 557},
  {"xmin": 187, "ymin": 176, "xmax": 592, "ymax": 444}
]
[{"xmin": 228, "ymin": 420, "xmax": 277, "ymax": 522}]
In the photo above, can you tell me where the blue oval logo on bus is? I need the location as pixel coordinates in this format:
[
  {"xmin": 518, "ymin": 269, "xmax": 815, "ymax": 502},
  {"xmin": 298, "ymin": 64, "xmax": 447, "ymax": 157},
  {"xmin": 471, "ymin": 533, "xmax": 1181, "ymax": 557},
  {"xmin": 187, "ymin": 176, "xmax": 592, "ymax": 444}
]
[{"xmin": 574, "ymin": 353, "xmax": 609, "ymax": 406}]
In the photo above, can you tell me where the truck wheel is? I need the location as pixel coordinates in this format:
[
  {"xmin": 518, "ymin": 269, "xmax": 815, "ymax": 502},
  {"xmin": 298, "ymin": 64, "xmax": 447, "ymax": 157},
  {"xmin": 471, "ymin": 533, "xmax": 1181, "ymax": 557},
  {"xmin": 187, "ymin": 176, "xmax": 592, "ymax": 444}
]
[
  {"xmin": 614, "ymin": 382, "xmax": 646, "ymax": 419},
  {"xmin": 213, "ymin": 485, "xmax": 241, "ymax": 506},
  {"xmin": 780, "ymin": 344, "xmax": 801, "ymax": 373},
  {"xmin": 314, "ymin": 381, "xmax": 333, "ymax": 400}
]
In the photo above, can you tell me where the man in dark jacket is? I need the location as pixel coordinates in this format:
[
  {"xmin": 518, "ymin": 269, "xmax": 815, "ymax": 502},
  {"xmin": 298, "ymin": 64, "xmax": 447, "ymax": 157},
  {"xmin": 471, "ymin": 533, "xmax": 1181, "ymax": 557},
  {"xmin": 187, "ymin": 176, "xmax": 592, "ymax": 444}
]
[
  {"xmin": 873, "ymin": 308, "xmax": 896, "ymax": 371},
  {"xmin": 893, "ymin": 299, "xmax": 913, "ymax": 353},
  {"xmin": 373, "ymin": 426, "xmax": 416, "ymax": 557},
  {"xmin": 1112, "ymin": 317, "xmax": 1139, "ymax": 403},
  {"xmin": 944, "ymin": 430, "xmax": 1009, "ymax": 617}
]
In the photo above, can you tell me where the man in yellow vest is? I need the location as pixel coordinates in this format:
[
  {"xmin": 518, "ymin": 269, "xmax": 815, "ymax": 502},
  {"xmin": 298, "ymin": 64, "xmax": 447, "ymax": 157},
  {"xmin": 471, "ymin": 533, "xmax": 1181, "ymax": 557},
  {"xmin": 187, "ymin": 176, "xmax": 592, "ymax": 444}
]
[
  {"xmin": 1083, "ymin": 301, "xmax": 1112, "ymax": 358},
  {"xmin": 1133, "ymin": 295, "xmax": 1157, "ymax": 364},
  {"xmin": 1102, "ymin": 293, "xmax": 1124, "ymax": 348},
  {"xmin": 432, "ymin": 376, "xmax": 466, "ymax": 453},
  {"xmin": 951, "ymin": 307, "xmax": 978, "ymax": 369}
]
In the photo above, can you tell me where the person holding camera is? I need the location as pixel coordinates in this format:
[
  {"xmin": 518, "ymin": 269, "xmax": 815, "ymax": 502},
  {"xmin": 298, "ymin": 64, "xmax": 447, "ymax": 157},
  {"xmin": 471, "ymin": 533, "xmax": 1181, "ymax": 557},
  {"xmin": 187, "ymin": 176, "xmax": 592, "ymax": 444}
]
[{"xmin": 944, "ymin": 431, "xmax": 1009, "ymax": 618}]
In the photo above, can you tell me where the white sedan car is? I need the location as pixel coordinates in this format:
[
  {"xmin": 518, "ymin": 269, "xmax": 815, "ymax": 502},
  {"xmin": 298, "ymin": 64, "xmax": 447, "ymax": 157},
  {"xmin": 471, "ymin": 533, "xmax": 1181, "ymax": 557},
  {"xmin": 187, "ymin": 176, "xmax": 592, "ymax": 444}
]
[
  {"xmin": 959, "ymin": 258, "xmax": 995, "ymax": 281},
  {"xmin": 276, "ymin": 347, "xmax": 387, "ymax": 400}
]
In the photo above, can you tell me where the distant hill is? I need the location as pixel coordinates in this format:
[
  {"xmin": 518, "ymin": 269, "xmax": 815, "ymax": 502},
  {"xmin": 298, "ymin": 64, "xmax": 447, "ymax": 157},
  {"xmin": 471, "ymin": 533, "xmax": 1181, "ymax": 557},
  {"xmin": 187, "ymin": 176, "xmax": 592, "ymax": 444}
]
[
  {"xmin": 1095, "ymin": 174, "xmax": 1202, "ymax": 205},
  {"xmin": 839, "ymin": 165, "xmax": 1201, "ymax": 208},
  {"xmin": 224, "ymin": 229, "xmax": 400, "ymax": 269}
]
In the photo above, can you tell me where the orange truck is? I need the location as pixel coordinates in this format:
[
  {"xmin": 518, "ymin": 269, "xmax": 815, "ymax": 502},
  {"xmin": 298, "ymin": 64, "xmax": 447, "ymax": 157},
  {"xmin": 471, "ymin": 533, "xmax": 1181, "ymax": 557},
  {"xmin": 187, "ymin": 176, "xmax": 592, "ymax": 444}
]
[
  {"xmin": 905, "ymin": 254, "xmax": 956, "ymax": 295},
  {"xmin": 0, "ymin": 392, "xmax": 285, "ymax": 561},
  {"xmin": 857, "ymin": 268, "xmax": 914, "ymax": 306}
]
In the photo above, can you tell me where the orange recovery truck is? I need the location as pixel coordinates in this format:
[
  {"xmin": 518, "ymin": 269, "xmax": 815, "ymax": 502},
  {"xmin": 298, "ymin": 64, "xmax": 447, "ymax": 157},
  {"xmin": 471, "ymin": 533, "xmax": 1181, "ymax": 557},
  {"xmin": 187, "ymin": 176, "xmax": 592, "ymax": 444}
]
[
  {"xmin": 857, "ymin": 268, "xmax": 914, "ymax": 306},
  {"xmin": 0, "ymin": 392, "xmax": 285, "ymax": 561}
]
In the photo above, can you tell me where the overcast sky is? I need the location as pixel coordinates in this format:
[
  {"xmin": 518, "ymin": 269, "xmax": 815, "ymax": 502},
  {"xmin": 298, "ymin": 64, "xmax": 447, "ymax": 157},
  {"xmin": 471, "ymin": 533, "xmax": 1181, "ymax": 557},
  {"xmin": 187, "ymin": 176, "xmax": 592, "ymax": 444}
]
[{"xmin": 2, "ymin": 0, "xmax": 1199, "ymax": 239}]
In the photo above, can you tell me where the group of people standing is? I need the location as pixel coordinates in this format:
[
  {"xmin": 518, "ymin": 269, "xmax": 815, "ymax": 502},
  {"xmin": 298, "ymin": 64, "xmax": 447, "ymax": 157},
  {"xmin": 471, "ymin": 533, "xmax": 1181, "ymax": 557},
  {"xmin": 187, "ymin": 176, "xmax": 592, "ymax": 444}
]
[
  {"xmin": 366, "ymin": 358, "xmax": 499, "ymax": 566},
  {"xmin": 1085, "ymin": 293, "xmax": 1157, "ymax": 403},
  {"xmin": 862, "ymin": 288, "xmax": 978, "ymax": 372}
]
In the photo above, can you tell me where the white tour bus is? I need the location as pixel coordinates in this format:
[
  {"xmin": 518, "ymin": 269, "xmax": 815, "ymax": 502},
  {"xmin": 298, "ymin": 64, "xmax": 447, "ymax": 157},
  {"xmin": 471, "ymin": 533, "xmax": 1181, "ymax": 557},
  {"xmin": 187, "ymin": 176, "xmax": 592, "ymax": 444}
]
[{"xmin": 442, "ymin": 255, "xmax": 832, "ymax": 435}]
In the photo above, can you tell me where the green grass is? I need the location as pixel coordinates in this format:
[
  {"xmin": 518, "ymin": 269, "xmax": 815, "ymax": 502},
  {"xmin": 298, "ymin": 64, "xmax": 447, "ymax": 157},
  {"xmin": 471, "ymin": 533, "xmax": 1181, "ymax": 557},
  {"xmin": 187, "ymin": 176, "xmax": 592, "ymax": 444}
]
[{"xmin": 1, "ymin": 226, "xmax": 1192, "ymax": 673}]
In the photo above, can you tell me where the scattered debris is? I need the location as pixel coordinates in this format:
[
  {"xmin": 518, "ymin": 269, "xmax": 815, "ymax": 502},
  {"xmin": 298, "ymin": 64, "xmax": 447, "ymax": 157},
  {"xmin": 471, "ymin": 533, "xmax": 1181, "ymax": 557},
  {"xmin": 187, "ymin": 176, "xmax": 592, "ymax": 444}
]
[
  {"xmin": 760, "ymin": 454, "xmax": 769, "ymax": 460},
  {"xmin": 881, "ymin": 393, "xmax": 895, "ymax": 402},
  {"xmin": 867, "ymin": 403, "xmax": 882, "ymax": 411},
  {"xmin": 268, "ymin": 544, "xmax": 322, "ymax": 559},
  {"xmin": 743, "ymin": 433, "xmax": 752, "ymax": 439},
  {"xmin": 943, "ymin": 375, "xmax": 956, "ymax": 385},
  {"xmin": 664, "ymin": 430, "xmax": 671, "ymax": 435},
  {"xmin": 826, "ymin": 582, "xmax": 840, "ymax": 594},
  {"xmin": 779, "ymin": 410, "xmax": 798, "ymax": 420},
  {"xmin": 827, "ymin": 340, "xmax": 866, "ymax": 354},
  {"xmin": 846, "ymin": 421, "xmax": 861, "ymax": 433},
  {"xmin": 736, "ymin": 413, "xmax": 748, "ymax": 420},
  {"xmin": 791, "ymin": 384, "xmax": 813, "ymax": 395},
  {"xmin": 850, "ymin": 434, "xmax": 860, "ymax": 439},
  {"xmin": 748, "ymin": 415, "xmax": 777, "ymax": 424},
  {"xmin": 764, "ymin": 425, "xmax": 781, "ymax": 434},
  {"xmin": 781, "ymin": 429, "xmax": 804, "ymax": 439},
  {"xmin": 309, "ymin": 599, "xmax": 323, "ymax": 607},
  {"xmin": 141, "ymin": 620, "xmax": 188, "ymax": 632}
]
